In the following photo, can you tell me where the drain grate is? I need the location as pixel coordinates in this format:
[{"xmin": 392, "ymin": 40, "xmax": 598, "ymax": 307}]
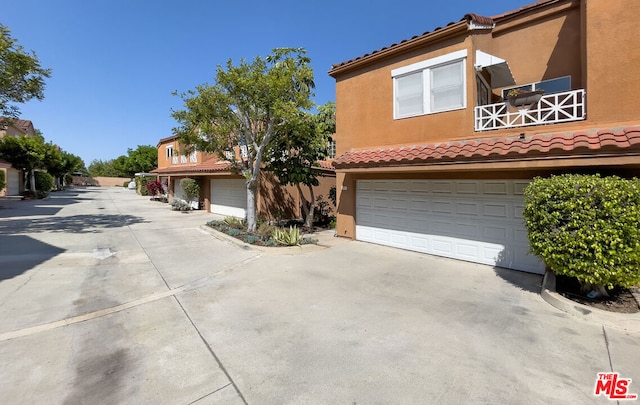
[{"xmin": 93, "ymin": 248, "xmax": 114, "ymax": 260}]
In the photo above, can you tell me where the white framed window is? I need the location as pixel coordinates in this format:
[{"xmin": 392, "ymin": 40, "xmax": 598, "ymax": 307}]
[
  {"xmin": 189, "ymin": 151, "xmax": 197, "ymax": 163},
  {"xmin": 180, "ymin": 154, "xmax": 187, "ymax": 163},
  {"xmin": 328, "ymin": 139, "xmax": 336, "ymax": 159},
  {"xmin": 165, "ymin": 145, "xmax": 173, "ymax": 160},
  {"xmin": 392, "ymin": 50, "xmax": 467, "ymax": 119},
  {"xmin": 224, "ymin": 150, "xmax": 234, "ymax": 160},
  {"xmin": 240, "ymin": 145, "xmax": 248, "ymax": 158}
]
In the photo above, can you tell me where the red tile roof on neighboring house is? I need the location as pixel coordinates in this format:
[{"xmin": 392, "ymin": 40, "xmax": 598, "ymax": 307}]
[
  {"xmin": 315, "ymin": 160, "xmax": 335, "ymax": 171},
  {"xmin": 333, "ymin": 126, "xmax": 640, "ymax": 169},
  {"xmin": 329, "ymin": 0, "xmax": 558, "ymax": 75},
  {"xmin": 151, "ymin": 156, "xmax": 232, "ymax": 175}
]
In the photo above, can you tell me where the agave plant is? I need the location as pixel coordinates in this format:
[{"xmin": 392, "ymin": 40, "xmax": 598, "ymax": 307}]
[{"xmin": 272, "ymin": 226, "xmax": 302, "ymax": 246}]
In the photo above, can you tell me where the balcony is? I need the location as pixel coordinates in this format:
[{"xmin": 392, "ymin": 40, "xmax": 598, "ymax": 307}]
[{"xmin": 474, "ymin": 89, "xmax": 585, "ymax": 132}]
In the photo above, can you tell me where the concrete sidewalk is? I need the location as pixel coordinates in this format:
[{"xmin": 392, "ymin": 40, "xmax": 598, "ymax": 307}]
[{"xmin": 0, "ymin": 187, "xmax": 638, "ymax": 404}]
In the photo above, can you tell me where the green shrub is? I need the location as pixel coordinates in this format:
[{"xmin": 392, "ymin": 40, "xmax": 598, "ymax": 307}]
[
  {"xmin": 180, "ymin": 178, "xmax": 200, "ymax": 203},
  {"xmin": 0, "ymin": 170, "xmax": 5, "ymax": 192},
  {"xmin": 523, "ymin": 174, "xmax": 640, "ymax": 289},
  {"xmin": 123, "ymin": 181, "xmax": 129, "ymax": 187},
  {"xmin": 272, "ymin": 226, "xmax": 302, "ymax": 246},
  {"xmin": 136, "ymin": 177, "xmax": 151, "ymax": 196},
  {"xmin": 34, "ymin": 171, "xmax": 54, "ymax": 198},
  {"xmin": 256, "ymin": 222, "xmax": 275, "ymax": 237},
  {"xmin": 243, "ymin": 234, "xmax": 261, "ymax": 244},
  {"xmin": 170, "ymin": 199, "xmax": 191, "ymax": 211}
]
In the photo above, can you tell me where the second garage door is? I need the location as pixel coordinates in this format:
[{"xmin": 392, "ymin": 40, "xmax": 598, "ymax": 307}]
[
  {"xmin": 210, "ymin": 178, "xmax": 247, "ymax": 218},
  {"xmin": 356, "ymin": 179, "xmax": 544, "ymax": 274}
]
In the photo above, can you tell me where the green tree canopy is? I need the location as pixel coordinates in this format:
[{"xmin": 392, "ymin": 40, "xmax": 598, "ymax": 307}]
[
  {"xmin": 87, "ymin": 145, "xmax": 157, "ymax": 178},
  {"xmin": 172, "ymin": 48, "xmax": 315, "ymax": 231},
  {"xmin": 125, "ymin": 145, "xmax": 157, "ymax": 175},
  {"xmin": 0, "ymin": 24, "xmax": 51, "ymax": 121},
  {"xmin": 265, "ymin": 101, "xmax": 335, "ymax": 226},
  {"xmin": 0, "ymin": 134, "xmax": 48, "ymax": 194}
]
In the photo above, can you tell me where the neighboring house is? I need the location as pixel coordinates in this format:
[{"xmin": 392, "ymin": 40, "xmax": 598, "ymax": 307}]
[
  {"xmin": 0, "ymin": 118, "xmax": 36, "ymax": 196},
  {"xmin": 328, "ymin": 0, "xmax": 640, "ymax": 274},
  {"xmin": 151, "ymin": 135, "xmax": 335, "ymax": 219}
]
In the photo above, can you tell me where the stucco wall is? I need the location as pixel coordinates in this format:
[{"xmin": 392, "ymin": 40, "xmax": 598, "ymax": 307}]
[{"xmin": 72, "ymin": 176, "xmax": 132, "ymax": 187}]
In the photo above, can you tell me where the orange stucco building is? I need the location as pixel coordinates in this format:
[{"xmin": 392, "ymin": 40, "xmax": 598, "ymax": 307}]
[
  {"xmin": 152, "ymin": 135, "xmax": 336, "ymax": 220},
  {"xmin": 328, "ymin": 0, "xmax": 640, "ymax": 273},
  {"xmin": 0, "ymin": 118, "xmax": 36, "ymax": 196}
]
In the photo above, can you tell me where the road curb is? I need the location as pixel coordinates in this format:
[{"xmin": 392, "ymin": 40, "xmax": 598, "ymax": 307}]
[{"xmin": 541, "ymin": 271, "xmax": 640, "ymax": 333}]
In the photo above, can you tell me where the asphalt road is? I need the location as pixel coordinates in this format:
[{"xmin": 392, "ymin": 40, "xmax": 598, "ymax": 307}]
[{"xmin": 0, "ymin": 187, "xmax": 638, "ymax": 404}]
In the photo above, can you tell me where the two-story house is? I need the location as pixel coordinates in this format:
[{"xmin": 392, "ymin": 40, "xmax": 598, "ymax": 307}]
[
  {"xmin": 151, "ymin": 135, "xmax": 336, "ymax": 220},
  {"xmin": 0, "ymin": 118, "xmax": 36, "ymax": 196},
  {"xmin": 329, "ymin": 0, "xmax": 640, "ymax": 274}
]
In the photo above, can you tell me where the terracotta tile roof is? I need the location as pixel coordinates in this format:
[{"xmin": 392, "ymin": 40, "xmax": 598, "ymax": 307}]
[
  {"xmin": 157, "ymin": 134, "xmax": 179, "ymax": 146},
  {"xmin": 151, "ymin": 156, "xmax": 232, "ymax": 175},
  {"xmin": 0, "ymin": 118, "xmax": 34, "ymax": 133},
  {"xmin": 333, "ymin": 126, "xmax": 640, "ymax": 169},
  {"xmin": 329, "ymin": 0, "xmax": 559, "ymax": 75},
  {"xmin": 315, "ymin": 160, "xmax": 336, "ymax": 171}
]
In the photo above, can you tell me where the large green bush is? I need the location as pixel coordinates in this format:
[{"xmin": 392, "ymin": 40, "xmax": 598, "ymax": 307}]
[
  {"xmin": 523, "ymin": 174, "xmax": 640, "ymax": 289},
  {"xmin": 180, "ymin": 178, "xmax": 200, "ymax": 203},
  {"xmin": 34, "ymin": 171, "xmax": 54, "ymax": 198},
  {"xmin": 0, "ymin": 170, "xmax": 5, "ymax": 192}
]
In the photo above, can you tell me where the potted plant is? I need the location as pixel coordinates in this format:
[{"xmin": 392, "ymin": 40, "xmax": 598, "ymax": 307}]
[{"xmin": 507, "ymin": 88, "xmax": 544, "ymax": 107}]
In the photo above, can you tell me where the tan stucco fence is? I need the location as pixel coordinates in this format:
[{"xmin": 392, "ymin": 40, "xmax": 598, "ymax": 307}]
[{"xmin": 72, "ymin": 176, "xmax": 132, "ymax": 187}]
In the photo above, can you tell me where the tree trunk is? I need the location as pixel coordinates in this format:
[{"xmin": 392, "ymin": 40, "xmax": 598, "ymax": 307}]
[
  {"xmin": 29, "ymin": 170, "xmax": 36, "ymax": 195},
  {"xmin": 246, "ymin": 176, "xmax": 258, "ymax": 232},
  {"xmin": 305, "ymin": 184, "xmax": 315, "ymax": 228},
  {"xmin": 296, "ymin": 184, "xmax": 310, "ymax": 227}
]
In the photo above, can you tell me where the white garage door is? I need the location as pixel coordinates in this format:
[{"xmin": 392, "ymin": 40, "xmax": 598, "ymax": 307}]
[
  {"xmin": 210, "ymin": 178, "xmax": 247, "ymax": 218},
  {"xmin": 356, "ymin": 179, "xmax": 544, "ymax": 274},
  {"xmin": 7, "ymin": 168, "xmax": 20, "ymax": 195}
]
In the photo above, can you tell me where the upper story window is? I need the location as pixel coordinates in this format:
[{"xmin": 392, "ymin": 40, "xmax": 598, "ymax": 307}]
[
  {"xmin": 165, "ymin": 145, "xmax": 174, "ymax": 160},
  {"xmin": 502, "ymin": 76, "xmax": 571, "ymax": 99},
  {"xmin": 392, "ymin": 49, "xmax": 467, "ymax": 119},
  {"xmin": 327, "ymin": 139, "xmax": 336, "ymax": 159},
  {"xmin": 224, "ymin": 150, "xmax": 234, "ymax": 160},
  {"xmin": 189, "ymin": 151, "xmax": 197, "ymax": 163},
  {"xmin": 240, "ymin": 145, "xmax": 248, "ymax": 159}
]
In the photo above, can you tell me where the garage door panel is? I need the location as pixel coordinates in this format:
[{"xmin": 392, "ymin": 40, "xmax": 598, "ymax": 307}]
[
  {"xmin": 432, "ymin": 200, "xmax": 453, "ymax": 214},
  {"xmin": 483, "ymin": 203, "xmax": 509, "ymax": 218},
  {"xmin": 483, "ymin": 225, "xmax": 508, "ymax": 243},
  {"xmin": 456, "ymin": 222, "xmax": 480, "ymax": 239},
  {"xmin": 210, "ymin": 179, "xmax": 247, "ymax": 218},
  {"xmin": 432, "ymin": 181, "xmax": 453, "ymax": 193},
  {"xmin": 456, "ymin": 201, "xmax": 479, "ymax": 215},
  {"xmin": 484, "ymin": 181, "xmax": 509, "ymax": 195},
  {"xmin": 456, "ymin": 181, "xmax": 480, "ymax": 194},
  {"xmin": 356, "ymin": 179, "xmax": 544, "ymax": 274}
]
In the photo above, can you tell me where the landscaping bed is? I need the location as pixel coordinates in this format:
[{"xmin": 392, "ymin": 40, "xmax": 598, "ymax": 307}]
[
  {"xmin": 555, "ymin": 275, "xmax": 640, "ymax": 313},
  {"xmin": 206, "ymin": 219, "xmax": 318, "ymax": 247}
]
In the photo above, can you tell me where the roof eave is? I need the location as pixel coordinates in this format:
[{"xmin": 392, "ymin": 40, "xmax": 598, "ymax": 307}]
[{"xmin": 328, "ymin": 21, "xmax": 469, "ymax": 78}]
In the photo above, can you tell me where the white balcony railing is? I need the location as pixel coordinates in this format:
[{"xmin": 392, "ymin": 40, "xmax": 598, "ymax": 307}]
[
  {"xmin": 171, "ymin": 156, "xmax": 178, "ymax": 164},
  {"xmin": 474, "ymin": 89, "xmax": 585, "ymax": 131}
]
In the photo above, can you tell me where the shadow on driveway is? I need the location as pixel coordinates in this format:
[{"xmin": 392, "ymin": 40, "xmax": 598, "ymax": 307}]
[
  {"xmin": 0, "ymin": 214, "xmax": 148, "ymax": 234},
  {"xmin": 493, "ymin": 266, "xmax": 543, "ymax": 294},
  {"xmin": 0, "ymin": 190, "xmax": 94, "ymax": 218},
  {"xmin": 0, "ymin": 235, "xmax": 66, "ymax": 281}
]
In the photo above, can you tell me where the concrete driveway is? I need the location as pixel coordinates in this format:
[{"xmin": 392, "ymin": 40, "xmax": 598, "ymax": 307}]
[{"xmin": 0, "ymin": 188, "xmax": 638, "ymax": 404}]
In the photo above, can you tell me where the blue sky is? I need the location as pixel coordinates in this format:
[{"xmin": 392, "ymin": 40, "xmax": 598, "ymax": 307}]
[{"xmin": 4, "ymin": 0, "xmax": 531, "ymax": 165}]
